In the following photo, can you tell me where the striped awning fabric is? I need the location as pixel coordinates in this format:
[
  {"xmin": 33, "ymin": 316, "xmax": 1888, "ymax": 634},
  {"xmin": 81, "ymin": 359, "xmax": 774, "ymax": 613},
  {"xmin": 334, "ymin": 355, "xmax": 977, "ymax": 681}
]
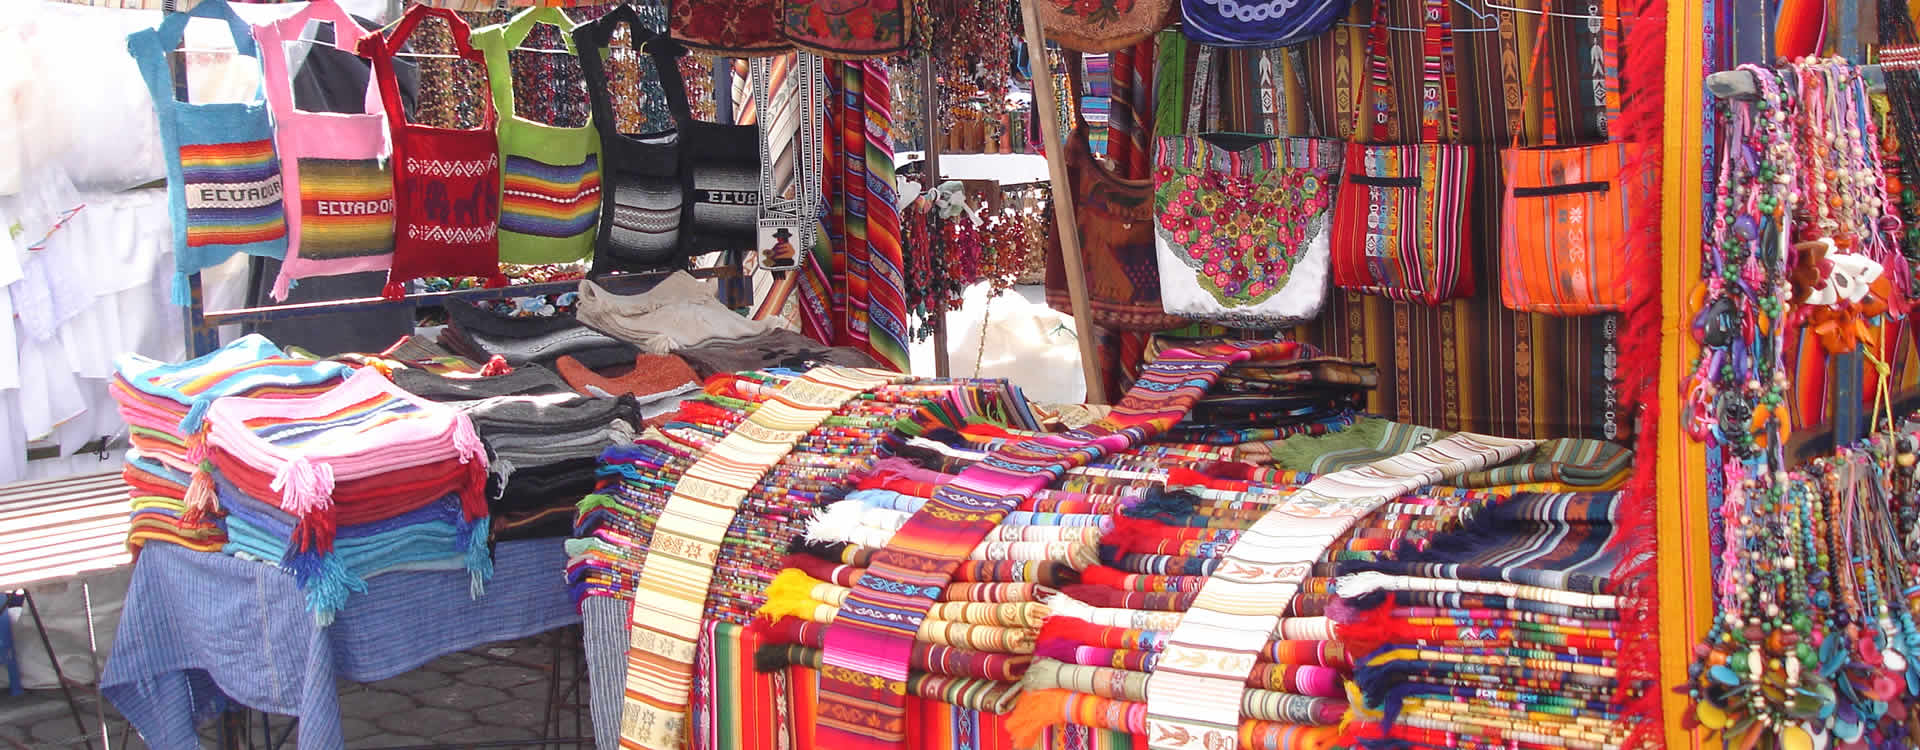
[{"xmin": 0, "ymin": 472, "xmax": 132, "ymax": 591}]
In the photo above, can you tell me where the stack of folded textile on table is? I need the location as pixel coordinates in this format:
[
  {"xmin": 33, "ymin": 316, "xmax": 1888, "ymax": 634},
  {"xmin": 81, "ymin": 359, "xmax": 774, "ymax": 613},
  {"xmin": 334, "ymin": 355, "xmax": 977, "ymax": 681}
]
[
  {"xmin": 755, "ymin": 431, "xmax": 1239, "ymax": 745},
  {"xmin": 570, "ymin": 370, "xmax": 1040, "ymax": 750},
  {"xmin": 467, "ymin": 393, "xmax": 644, "ymax": 542},
  {"xmin": 552, "ymin": 352, "xmax": 704, "ymax": 422},
  {"xmin": 1235, "ymin": 419, "xmax": 1633, "ymax": 492},
  {"xmin": 109, "ymin": 334, "xmax": 353, "ymax": 555},
  {"xmin": 1002, "ymin": 462, "xmax": 1508, "ymax": 750},
  {"xmin": 1154, "ymin": 345, "xmax": 1372, "ymax": 447},
  {"xmin": 397, "ymin": 362, "xmax": 643, "ymax": 542},
  {"xmin": 440, "ymin": 291, "xmax": 639, "ymax": 370},
  {"xmin": 574, "ymin": 273, "xmax": 882, "ymax": 378},
  {"xmin": 1332, "ymin": 487, "xmax": 1652, "ymax": 749},
  {"xmin": 288, "ymin": 334, "xmax": 508, "ymax": 378},
  {"xmin": 196, "ymin": 367, "xmax": 493, "ymax": 625}
]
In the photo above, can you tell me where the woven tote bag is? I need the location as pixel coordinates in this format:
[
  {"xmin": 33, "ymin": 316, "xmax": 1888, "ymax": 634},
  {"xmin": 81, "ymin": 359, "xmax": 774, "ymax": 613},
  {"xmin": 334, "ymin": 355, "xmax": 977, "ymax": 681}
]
[
  {"xmin": 1497, "ymin": 0, "xmax": 1651, "ymax": 314},
  {"xmin": 1328, "ymin": 0, "xmax": 1476, "ymax": 305}
]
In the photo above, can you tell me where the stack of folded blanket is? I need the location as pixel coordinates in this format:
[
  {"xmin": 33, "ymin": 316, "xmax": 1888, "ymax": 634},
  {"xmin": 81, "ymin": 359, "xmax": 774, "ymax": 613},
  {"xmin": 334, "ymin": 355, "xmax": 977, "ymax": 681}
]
[
  {"xmin": 469, "ymin": 393, "xmax": 643, "ymax": 541},
  {"xmin": 1333, "ymin": 489, "xmax": 1651, "ymax": 749},
  {"xmin": 288, "ymin": 334, "xmax": 506, "ymax": 378},
  {"xmin": 394, "ymin": 365, "xmax": 637, "ymax": 541},
  {"xmin": 110, "ymin": 334, "xmax": 353, "ymax": 555},
  {"xmin": 552, "ymin": 352, "xmax": 704, "ymax": 420},
  {"xmin": 1158, "ymin": 350, "xmax": 1372, "ymax": 447},
  {"xmin": 570, "ymin": 370, "xmax": 1041, "ymax": 750},
  {"xmin": 196, "ymin": 367, "xmax": 493, "ymax": 625},
  {"xmin": 757, "ymin": 433, "xmax": 1240, "ymax": 738},
  {"xmin": 1002, "ymin": 463, "xmax": 1501, "ymax": 750},
  {"xmin": 575, "ymin": 274, "xmax": 883, "ymax": 377}
]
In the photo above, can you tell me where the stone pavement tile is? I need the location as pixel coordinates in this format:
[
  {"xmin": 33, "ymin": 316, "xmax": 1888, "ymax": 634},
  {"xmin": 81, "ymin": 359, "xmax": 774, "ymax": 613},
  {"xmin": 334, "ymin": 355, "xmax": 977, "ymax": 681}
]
[
  {"xmin": 357, "ymin": 733, "xmax": 428, "ymax": 748},
  {"xmin": 413, "ymin": 683, "xmax": 508, "ymax": 712},
  {"xmin": 29, "ymin": 714, "xmax": 93, "ymax": 746},
  {"xmin": 338, "ymin": 686, "xmax": 418, "ymax": 720},
  {"xmin": 474, "ymin": 698, "xmax": 544, "ymax": 728},
  {"xmin": 425, "ymin": 650, "xmax": 494, "ymax": 673},
  {"xmin": 456, "ymin": 663, "xmax": 540, "ymax": 691},
  {"xmin": 340, "ymin": 715, "xmax": 380, "ymax": 743},
  {"xmin": 507, "ymin": 679, "xmax": 553, "ymax": 703},
  {"xmin": 364, "ymin": 668, "xmax": 452, "ymax": 695},
  {"xmin": 373, "ymin": 706, "xmax": 468, "ymax": 738},
  {"xmin": 433, "ymin": 725, "xmax": 537, "ymax": 744}
]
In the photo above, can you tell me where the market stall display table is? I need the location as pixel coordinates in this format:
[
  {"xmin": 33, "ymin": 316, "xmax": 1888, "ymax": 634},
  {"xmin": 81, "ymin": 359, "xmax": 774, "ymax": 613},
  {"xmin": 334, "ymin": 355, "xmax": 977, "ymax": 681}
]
[
  {"xmin": 1, "ymin": 470, "xmax": 131, "ymax": 750},
  {"xmin": 102, "ymin": 538, "xmax": 577, "ymax": 750}
]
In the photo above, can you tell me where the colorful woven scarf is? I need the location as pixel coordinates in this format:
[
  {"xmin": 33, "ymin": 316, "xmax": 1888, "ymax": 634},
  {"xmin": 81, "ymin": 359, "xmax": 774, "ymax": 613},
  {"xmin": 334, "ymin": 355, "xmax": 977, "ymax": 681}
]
[
  {"xmin": 813, "ymin": 341, "xmax": 1296, "ymax": 750},
  {"xmin": 860, "ymin": 61, "xmax": 908, "ymax": 371},
  {"xmin": 1141, "ymin": 431, "xmax": 1536, "ymax": 750},
  {"xmin": 618, "ymin": 366, "xmax": 905, "ymax": 750}
]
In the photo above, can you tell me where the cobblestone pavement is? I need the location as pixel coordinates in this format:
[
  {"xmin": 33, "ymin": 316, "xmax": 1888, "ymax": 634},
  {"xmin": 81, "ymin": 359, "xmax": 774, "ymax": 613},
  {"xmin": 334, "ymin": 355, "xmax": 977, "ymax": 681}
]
[{"xmin": 0, "ymin": 632, "xmax": 589, "ymax": 749}]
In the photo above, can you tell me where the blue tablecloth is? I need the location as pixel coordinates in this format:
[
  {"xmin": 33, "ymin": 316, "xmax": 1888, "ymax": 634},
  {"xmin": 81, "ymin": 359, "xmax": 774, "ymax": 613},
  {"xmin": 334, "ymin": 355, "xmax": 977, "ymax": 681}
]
[{"xmin": 102, "ymin": 539, "xmax": 578, "ymax": 750}]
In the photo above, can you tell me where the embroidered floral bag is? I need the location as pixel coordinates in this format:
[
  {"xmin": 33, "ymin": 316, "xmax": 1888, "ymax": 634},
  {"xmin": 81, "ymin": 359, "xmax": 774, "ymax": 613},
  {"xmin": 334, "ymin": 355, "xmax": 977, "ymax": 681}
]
[
  {"xmin": 1153, "ymin": 46, "xmax": 1342, "ymax": 327},
  {"xmin": 1328, "ymin": 0, "xmax": 1477, "ymax": 305},
  {"xmin": 1039, "ymin": 0, "xmax": 1175, "ymax": 53},
  {"xmin": 1498, "ymin": 0, "xmax": 1651, "ymax": 314}
]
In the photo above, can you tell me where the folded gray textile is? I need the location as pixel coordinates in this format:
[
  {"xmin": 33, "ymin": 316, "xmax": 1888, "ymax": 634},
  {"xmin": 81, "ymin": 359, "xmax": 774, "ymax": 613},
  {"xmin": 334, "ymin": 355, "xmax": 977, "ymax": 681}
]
[
  {"xmin": 392, "ymin": 365, "xmax": 574, "ymax": 402},
  {"xmin": 675, "ymin": 328, "xmax": 883, "ymax": 378},
  {"xmin": 575, "ymin": 273, "xmax": 785, "ymax": 352}
]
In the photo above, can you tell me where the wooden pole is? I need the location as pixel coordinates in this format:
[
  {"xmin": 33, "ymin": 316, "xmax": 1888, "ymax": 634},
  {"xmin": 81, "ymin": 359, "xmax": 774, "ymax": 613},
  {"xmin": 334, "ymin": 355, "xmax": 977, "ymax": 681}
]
[
  {"xmin": 1656, "ymin": 0, "xmax": 1707, "ymax": 747},
  {"xmin": 924, "ymin": 56, "xmax": 953, "ymax": 378},
  {"xmin": 1018, "ymin": 1, "xmax": 1108, "ymax": 404}
]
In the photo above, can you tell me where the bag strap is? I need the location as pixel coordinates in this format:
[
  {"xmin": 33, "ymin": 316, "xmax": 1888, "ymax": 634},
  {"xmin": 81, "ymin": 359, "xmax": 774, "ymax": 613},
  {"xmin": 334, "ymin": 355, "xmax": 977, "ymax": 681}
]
[
  {"xmin": 1184, "ymin": 45, "xmax": 1219, "ymax": 136},
  {"xmin": 573, "ymin": 6, "xmax": 664, "ymax": 138},
  {"xmin": 1286, "ymin": 44, "xmax": 1321, "ymax": 136},
  {"xmin": 1153, "ymin": 29, "xmax": 1189, "ymax": 138},
  {"xmin": 1492, "ymin": 0, "xmax": 1526, "ymax": 139},
  {"xmin": 1349, "ymin": 0, "xmax": 1395, "ymax": 142},
  {"xmin": 476, "ymin": 6, "xmax": 581, "ymax": 127},
  {"xmin": 1416, "ymin": 0, "xmax": 1460, "ymax": 141},
  {"xmin": 256, "ymin": 0, "xmax": 382, "ymax": 122},
  {"xmin": 648, "ymin": 37, "xmax": 699, "ymax": 129},
  {"xmin": 1511, "ymin": 0, "xmax": 1621, "ymax": 149},
  {"xmin": 361, "ymin": 4, "xmax": 496, "ymax": 131},
  {"xmin": 143, "ymin": 0, "xmax": 268, "ymax": 107}
]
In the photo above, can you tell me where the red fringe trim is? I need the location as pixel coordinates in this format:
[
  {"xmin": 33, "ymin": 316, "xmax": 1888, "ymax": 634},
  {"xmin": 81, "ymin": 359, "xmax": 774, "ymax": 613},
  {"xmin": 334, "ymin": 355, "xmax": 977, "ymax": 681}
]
[{"xmin": 1610, "ymin": 0, "xmax": 1668, "ymax": 741}]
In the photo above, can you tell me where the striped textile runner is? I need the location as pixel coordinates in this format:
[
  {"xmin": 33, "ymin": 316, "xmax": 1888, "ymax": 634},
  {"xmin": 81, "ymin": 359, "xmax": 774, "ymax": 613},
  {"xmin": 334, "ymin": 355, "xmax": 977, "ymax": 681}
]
[
  {"xmin": 861, "ymin": 61, "xmax": 909, "ymax": 372},
  {"xmin": 1140, "ymin": 431, "xmax": 1538, "ymax": 750},
  {"xmin": 802, "ymin": 60, "xmax": 847, "ymax": 346},
  {"xmin": 618, "ymin": 367, "xmax": 906, "ymax": 750},
  {"xmin": 814, "ymin": 341, "xmax": 1299, "ymax": 750},
  {"xmin": 842, "ymin": 64, "xmax": 871, "ymax": 350}
]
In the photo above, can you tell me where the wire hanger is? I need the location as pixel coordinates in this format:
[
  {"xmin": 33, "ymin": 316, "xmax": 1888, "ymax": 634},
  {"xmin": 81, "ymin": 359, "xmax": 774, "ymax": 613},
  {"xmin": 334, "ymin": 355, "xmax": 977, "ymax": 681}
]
[
  {"xmin": 1483, "ymin": 0, "xmax": 1605, "ymax": 20},
  {"xmin": 1447, "ymin": 0, "xmax": 1504, "ymax": 32}
]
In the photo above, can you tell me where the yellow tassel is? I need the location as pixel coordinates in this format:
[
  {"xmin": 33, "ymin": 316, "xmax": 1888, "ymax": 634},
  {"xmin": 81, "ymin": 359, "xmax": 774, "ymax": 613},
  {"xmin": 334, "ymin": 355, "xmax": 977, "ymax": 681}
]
[
  {"xmin": 757, "ymin": 569, "xmax": 830, "ymax": 622},
  {"xmin": 1343, "ymin": 680, "xmax": 1382, "ymax": 723}
]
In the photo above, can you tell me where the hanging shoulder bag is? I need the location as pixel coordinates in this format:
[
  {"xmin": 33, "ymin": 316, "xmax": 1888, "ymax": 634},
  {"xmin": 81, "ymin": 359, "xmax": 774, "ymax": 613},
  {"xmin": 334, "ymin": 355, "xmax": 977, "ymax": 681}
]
[
  {"xmin": 1181, "ymin": 0, "xmax": 1352, "ymax": 48},
  {"xmin": 655, "ymin": 39, "xmax": 764, "ymax": 256},
  {"xmin": 1153, "ymin": 45, "xmax": 1343, "ymax": 327},
  {"xmin": 1497, "ymin": 0, "xmax": 1651, "ymax": 314},
  {"xmin": 1328, "ymin": 0, "xmax": 1477, "ymax": 305},
  {"xmin": 575, "ymin": 8, "xmax": 689, "ymax": 276},
  {"xmin": 1040, "ymin": 0, "xmax": 1177, "ymax": 53}
]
